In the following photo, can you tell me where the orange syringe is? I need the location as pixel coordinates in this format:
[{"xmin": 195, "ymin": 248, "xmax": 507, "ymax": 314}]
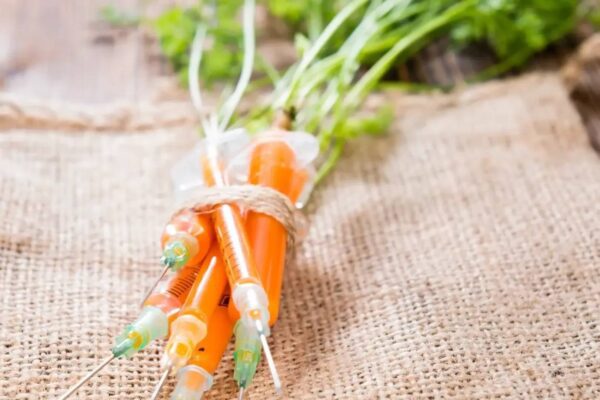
[
  {"xmin": 227, "ymin": 120, "xmax": 315, "ymax": 398},
  {"xmin": 142, "ymin": 209, "xmax": 213, "ymax": 305},
  {"xmin": 245, "ymin": 130, "xmax": 296, "ymax": 324},
  {"xmin": 182, "ymin": 9, "xmax": 274, "ymax": 380},
  {"xmin": 168, "ymin": 139, "xmax": 307, "ymax": 399},
  {"xmin": 226, "ymin": 130, "xmax": 296, "ymax": 324},
  {"xmin": 161, "ymin": 246, "xmax": 227, "ymax": 373},
  {"xmin": 169, "ymin": 291, "xmax": 234, "ymax": 400}
]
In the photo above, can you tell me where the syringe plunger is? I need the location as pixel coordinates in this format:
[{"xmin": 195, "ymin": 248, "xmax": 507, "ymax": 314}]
[
  {"xmin": 171, "ymin": 365, "xmax": 213, "ymax": 400},
  {"xmin": 162, "ymin": 315, "xmax": 208, "ymax": 372}
]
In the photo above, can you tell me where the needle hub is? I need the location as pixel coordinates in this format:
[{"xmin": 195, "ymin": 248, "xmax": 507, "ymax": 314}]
[{"xmin": 113, "ymin": 306, "xmax": 168, "ymax": 358}]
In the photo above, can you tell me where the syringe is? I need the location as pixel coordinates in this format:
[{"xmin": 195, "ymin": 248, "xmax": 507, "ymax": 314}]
[
  {"xmin": 200, "ymin": 139, "xmax": 282, "ymax": 392},
  {"xmin": 230, "ymin": 159, "xmax": 310, "ymax": 397},
  {"xmin": 162, "ymin": 148, "xmax": 308, "ymax": 399},
  {"xmin": 245, "ymin": 130, "xmax": 297, "ymax": 324},
  {"xmin": 160, "ymin": 246, "xmax": 227, "ymax": 373},
  {"xmin": 168, "ymin": 291, "xmax": 234, "ymax": 400},
  {"xmin": 58, "ymin": 261, "xmax": 205, "ymax": 400},
  {"xmin": 142, "ymin": 208, "xmax": 213, "ymax": 305},
  {"xmin": 226, "ymin": 115, "xmax": 317, "ymax": 398},
  {"xmin": 183, "ymin": 0, "xmax": 282, "ymax": 391}
]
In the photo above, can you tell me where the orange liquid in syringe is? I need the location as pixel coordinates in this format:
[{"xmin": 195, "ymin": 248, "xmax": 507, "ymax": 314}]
[
  {"xmin": 144, "ymin": 261, "xmax": 204, "ymax": 325},
  {"xmin": 228, "ymin": 131, "xmax": 308, "ymax": 325},
  {"xmin": 179, "ymin": 245, "xmax": 228, "ymax": 323},
  {"xmin": 201, "ymin": 153, "xmax": 261, "ymax": 289},
  {"xmin": 188, "ymin": 291, "xmax": 233, "ymax": 374}
]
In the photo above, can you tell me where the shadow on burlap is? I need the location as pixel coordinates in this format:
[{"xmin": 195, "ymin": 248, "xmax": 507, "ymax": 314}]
[{"xmin": 0, "ymin": 73, "xmax": 599, "ymax": 399}]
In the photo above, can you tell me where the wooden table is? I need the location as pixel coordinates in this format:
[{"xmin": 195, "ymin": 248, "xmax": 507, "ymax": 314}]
[{"xmin": 0, "ymin": 0, "xmax": 169, "ymax": 104}]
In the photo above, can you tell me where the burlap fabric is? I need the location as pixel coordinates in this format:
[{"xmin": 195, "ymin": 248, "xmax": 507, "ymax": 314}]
[{"xmin": 1, "ymin": 73, "xmax": 599, "ymax": 399}]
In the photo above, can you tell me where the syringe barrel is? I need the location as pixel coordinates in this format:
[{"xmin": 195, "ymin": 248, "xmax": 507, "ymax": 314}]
[
  {"xmin": 227, "ymin": 132, "xmax": 304, "ymax": 325},
  {"xmin": 181, "ymin": 246, "xmax": 228, "ymax": 320},
  {"xmin": 187, "ymin": 291, "xmax": 234, "ymax": 374},
  {"xmin": 170, "ymin": 287, "xmax": 235, "ymax": 399},
  {"xmin": 214, "ymin": 203, "xmax": 262, "ymax": 287},
  {"xmin": 145, "ymin": 261, "xmax": 205, "ymax": 322},
  {"xmin": 200, "ymin": 153, "xmax": 264, "ymax": 292},
  {"xmin": 201, "ymin": 151, "xmax": 227, "ymax": 186},
  {"xmin": 113, "ymin": 260, "xmax": 206, "ymax": 359},
  {"xmin": 161, "ymin": 209, "xmax": 213, "ymax": 270},
  {"xmin": 164, "ymin": 245, "xmax": 228, "ymax": 371}
]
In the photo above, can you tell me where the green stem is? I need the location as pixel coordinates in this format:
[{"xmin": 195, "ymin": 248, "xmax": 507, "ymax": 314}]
[
  {"xmin": 345, "ymin": 0, "xmax": 474, "ymax": 109},
  {"xmin": 315, "ymin": 140, "xmax": 344, "ymax": 184},
  {"xmin": 378, "ymin": 80, "xmax": 443, "ymax": 93},
  {"xmin": 362, "ymin": 24, "xmax": 415, "ymax": 56},
  {"xmin": 275, "ymin": 0, "xmax": 369, "ymax": 109},
  {"xmin": 296, "ymin": 53, "xmax": 346, "ymax": 105},
  {"xmin": 301, "ymin": 0, "xmax": 418, "ymax": 132},
  {"xmin": 245, "ymin": 75, "xmax": 273, "ymax": 93},
  {"xmin": 255, "ymin": 54, "xmax": 281, "ymax": 85},
  {"xmin": 472, "ymin": 50, "xmax": 531, "ymax": 82},
  {"xmin": 316, "ymin": 1, "xmax": 474, "ymax": 167},
  {"xmin": 307, "ymin": 0, "xmax": 324, "ymax": 41}
]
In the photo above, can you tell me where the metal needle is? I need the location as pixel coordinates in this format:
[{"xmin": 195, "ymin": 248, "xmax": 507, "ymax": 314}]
[
  {"xmin": 58, "ymin": 354, "xmax": 116, "ymax": 400},
  {"xmin": 150, "ymin": 366, "xmax": 172, "ymax": 400},
  {"xmin": 140, "ymin": 261, "xmax": 171, "ymax": 308},
  {"xmin": 255, "ymin": 320, "xmax": 282, "ymax": 394}
]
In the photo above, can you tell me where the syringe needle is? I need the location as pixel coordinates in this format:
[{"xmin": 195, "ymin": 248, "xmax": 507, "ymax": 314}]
[
  {"xmin": 238, "ymin": 386, "xmax": 246, "ymax": 400},
  {"xmin": 255, "ymin": 320, "xmax": 282, "ymax": 394},
  {"xmin": 150, "ymin": 366, "xmax": 171, "ymax": 400},
  {"xmin": 57, "ymin": 354, "xmax": 116, "ymax": 400},
  {"xmin": 140, "ymin": 263, "xmax": 170, "ymax": 308}
]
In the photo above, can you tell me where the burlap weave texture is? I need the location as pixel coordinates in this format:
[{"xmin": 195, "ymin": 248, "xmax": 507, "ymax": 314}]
[{"xmin": 1, "ymin": 73, "xmax": 599, "ymax": 399}]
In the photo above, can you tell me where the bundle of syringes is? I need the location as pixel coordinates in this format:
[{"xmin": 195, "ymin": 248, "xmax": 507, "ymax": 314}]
[
  {"xmin": 58, "ymin": 1, "xmax": 324, "ymax": 398},
  {"xmin": 55, "ymin": 7, "xmax": 320, "ymax": 394},
  {"xmin": 59, "ymin": 113, "xmax": 318, "ymax": 400}
]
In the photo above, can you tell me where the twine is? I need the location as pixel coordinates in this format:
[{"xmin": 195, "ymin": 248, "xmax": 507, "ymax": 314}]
[{"xmin": 176, "ymin": 184, "xmax": 300, "ymax": 258}]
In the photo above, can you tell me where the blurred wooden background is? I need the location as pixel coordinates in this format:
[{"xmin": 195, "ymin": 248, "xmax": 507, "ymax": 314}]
[
  {"xmin": 0, "ymin": 0, "xmax": 598, "ymax": 153},
  {"xmin": 0, "ymin": 0, "xmax": 580, "ymax": 103},
  {"xmin": 0, "ymin": 0, "xmax": 170, "ymax": 103}
]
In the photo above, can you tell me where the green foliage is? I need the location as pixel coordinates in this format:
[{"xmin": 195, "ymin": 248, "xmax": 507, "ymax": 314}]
[
  {"xmin": 585, "ymin": 5, "xmax": 600, "ymax": 29},
  {"xmin": 451, "ymin": 0, "xmax": 578, "ymax": 73},
  {"xmin": 267, "ymin": 0, "xmax": 311, "ymax": 23},
  {"xmin": 152, "ymin": 4, "xmax": 244, "ymax": 84},
  {"xmin": 101, "ymin": 0, "xmax": 586, "ymax": 183},
  {"xmin": 99, "ymin": 5, "xmax": 140, "ymax": 27},
  {"xmin": 299, "ymin": 0, "xmax": 582, "ymax": 182},
  {"xmin": 591, "ymin": 11, "xmax": 600, "ymax": 28},
  {"xmin": 339, "ymin": 106, "xmax": 395, "ymax": 139},
  {"xmin": 153, "ymin": 8, "xmax": 197, "ymax": 83},
  {"xmin": 100, "ymin": 1, "xmax": 359, "ymax": 84},
  {"xmin": 101, "ymin": 0, "xmax": 583, "ymax": 87}
]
